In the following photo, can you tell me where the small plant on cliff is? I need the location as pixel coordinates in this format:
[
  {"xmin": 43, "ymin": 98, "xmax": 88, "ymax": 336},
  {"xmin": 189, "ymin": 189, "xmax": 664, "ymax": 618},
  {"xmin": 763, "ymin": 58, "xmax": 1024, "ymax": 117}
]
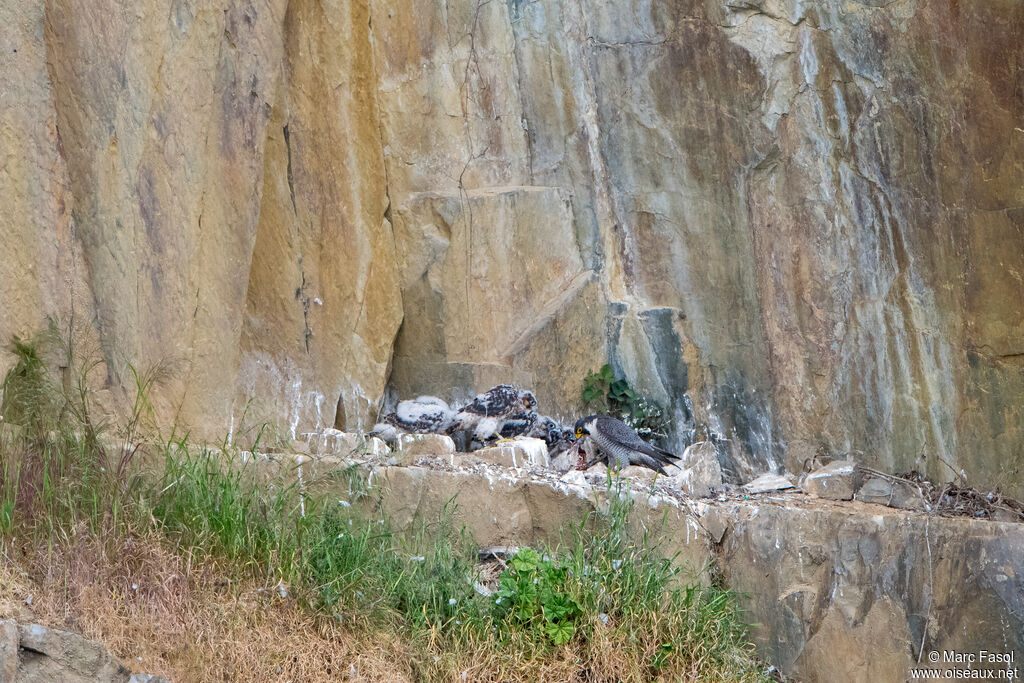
[
  {"xmin": 1, "ymin": 334, "xmax": 60, "ymax": 436},
  {"xmin": 581, "ymin": 364, "xmax": 670, "ymax": 441},
  {"xmin": 493, "ymin": 547, "xmax": 582, "ymax": 645}
]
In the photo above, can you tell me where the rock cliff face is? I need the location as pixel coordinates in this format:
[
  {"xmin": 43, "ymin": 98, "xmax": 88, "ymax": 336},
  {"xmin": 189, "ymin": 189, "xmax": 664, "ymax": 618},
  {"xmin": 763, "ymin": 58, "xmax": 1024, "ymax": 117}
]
[
  {"xmin": 1, "ymin": 0, "xmax": 1022, "ymax": 492},
  {"xmin": 372, "ymin": 464, "xmax": 1024, "ymax": 683}
]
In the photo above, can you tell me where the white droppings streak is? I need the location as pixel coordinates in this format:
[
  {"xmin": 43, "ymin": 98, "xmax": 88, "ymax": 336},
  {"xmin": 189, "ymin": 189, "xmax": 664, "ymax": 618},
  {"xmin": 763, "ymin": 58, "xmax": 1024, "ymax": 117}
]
[{"xmin": 799, "ymin": 29, "xmax": 818, "ymax": 86}]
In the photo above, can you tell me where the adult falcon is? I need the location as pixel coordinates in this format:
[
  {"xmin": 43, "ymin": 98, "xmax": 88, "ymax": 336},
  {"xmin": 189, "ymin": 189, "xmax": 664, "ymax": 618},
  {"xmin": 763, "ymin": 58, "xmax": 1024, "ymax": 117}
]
[
  {"xmin": 572, "ymin": 414, "xmax": 680, "ymax": 474},
  {"xmin": 453, "ymin": 384, "xmax": 537, "ymax": 442}
]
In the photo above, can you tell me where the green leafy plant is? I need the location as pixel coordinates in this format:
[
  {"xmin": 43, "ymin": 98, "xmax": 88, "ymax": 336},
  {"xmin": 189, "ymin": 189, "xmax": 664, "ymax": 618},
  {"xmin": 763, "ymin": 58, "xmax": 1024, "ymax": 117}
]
[
  {"xmin": 493, "ymin": 547, "xmax": 582, "ymax": 645},
  {"xmin": 581, "ymin": 364, "xmax": 670, "ymax": 441},
  {"xmin": 581, "ymin": 364, "xmax": 614, "ymax": 405}
]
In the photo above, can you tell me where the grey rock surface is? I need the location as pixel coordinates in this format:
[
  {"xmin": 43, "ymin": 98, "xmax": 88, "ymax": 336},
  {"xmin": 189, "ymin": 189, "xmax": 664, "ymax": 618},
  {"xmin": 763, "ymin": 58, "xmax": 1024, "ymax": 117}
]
[
  {"xmin": 857, "ymin": 475, "xmax": 928, "ymax": 511},
  {"xmin": 0, "ymin": 620, "xmax": 18, "ymax": 683},
  {"xmin": 366, "ymin": 461, "xmax": 1023, "ymax": 683},
  {"xmin": 473, "ymin": 438, "xmax": 550, "ymax": 469},
  {"xmin": 665, "ymin": 441, "xmax": 724, "ymax": 498},
  {"xmin": 5, "ymin": 622, "xmax": 131, "ymax": 683},
  {"xmin": 395, "ymin": 433, "xmax": 456, "ymax": 465},
  {"xmin": 744, "ymin": 473, "xmax": 795, "ymax": 494},
  {"xmin": 803, "ymin": 460, "xmax": 857, "ymax": 501}
]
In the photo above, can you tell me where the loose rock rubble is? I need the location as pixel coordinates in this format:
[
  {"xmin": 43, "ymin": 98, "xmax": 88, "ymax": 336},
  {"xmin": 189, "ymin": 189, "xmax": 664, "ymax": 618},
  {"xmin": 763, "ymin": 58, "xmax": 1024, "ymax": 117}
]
[
  {"xmin": 0, "ymin": 619, "xmax": 166, "ymax": 683},
  {"xmin": 287, "ymin": 421, "xmax": 1024, "ymax": 519}
]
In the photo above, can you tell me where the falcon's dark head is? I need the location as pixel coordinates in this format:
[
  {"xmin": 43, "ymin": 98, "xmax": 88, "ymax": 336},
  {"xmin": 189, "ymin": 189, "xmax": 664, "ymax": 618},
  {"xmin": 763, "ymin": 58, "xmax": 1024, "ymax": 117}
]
[{"xmin": 574, "ymin": 415, "xmax": 600, "ymax": 439}]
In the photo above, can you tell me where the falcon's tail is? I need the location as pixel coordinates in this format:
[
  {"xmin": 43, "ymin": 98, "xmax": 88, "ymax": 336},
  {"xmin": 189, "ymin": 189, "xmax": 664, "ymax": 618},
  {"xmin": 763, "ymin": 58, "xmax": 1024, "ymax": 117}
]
[
  {"xmin": 635, "ymin": 454, "xmax": 671, "ymax": 475},
  {"xmin": 654, "ymin": 445, "xmax": 681, "ymax": 463},
  {"xmin": 636, "ymin": 441, "xmax": 680, "ymax": 465}
]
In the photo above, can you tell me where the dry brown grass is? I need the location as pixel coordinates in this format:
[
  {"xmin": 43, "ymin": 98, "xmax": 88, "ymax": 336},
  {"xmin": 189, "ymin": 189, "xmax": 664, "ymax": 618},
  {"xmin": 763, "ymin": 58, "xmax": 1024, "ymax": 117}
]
[
  {"xmin": 0, "ymin": 535, "xmax": 640, "ymax": 683},
  {"xmin": 0, "ymin": 529, "xmax": 758, "ymax": 682},
  {"xmin": 0, "ymin": 528, "xmax": 415, "ymax": 682}
]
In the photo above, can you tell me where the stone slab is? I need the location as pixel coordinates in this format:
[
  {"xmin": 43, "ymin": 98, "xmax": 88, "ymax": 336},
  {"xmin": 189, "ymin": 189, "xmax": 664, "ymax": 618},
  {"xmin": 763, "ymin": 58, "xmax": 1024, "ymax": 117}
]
[
  {"xmin": 472, "ymin": 438, "xmax": 549, "ymax": 469},
  {"xmin": 803, "ymin": 460, "xmax": 856, "ymax": 500}
]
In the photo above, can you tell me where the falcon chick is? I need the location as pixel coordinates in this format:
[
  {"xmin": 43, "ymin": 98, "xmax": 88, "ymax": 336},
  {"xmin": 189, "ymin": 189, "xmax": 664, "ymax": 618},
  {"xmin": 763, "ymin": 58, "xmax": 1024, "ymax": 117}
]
[
  {"xmin": 528, "ymin": 416, "xmax": 575, "ymax": 455},
  {"xmin": 573, "ymin": 414, "xmax": 680, "ymax": 474},
  {"xmin": 499, "ymin": 413, "xmax": 576, "ymax": 456},
  {"xmin": 499, "ymin": 410, "xmax": 539, "ymax": 439},
  {"xmin": 380, "ymin": 395, "xmax": 457, "ymax": 434},
  {"xmin": 453, "ymin": 385, "xmax": 537, "ymax": 442}
]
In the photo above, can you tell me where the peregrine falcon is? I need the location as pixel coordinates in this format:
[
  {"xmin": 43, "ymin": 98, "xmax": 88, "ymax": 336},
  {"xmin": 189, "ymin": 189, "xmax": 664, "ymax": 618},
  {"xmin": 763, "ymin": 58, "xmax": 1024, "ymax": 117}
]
[
  {"xmin": 499, "ymin": 410, "xmax": 539, "ymax": 439},
  {"xmin": 526, "ymin": 416, "xmax": 575, "ymax": 455},
  {"xmin": 453, "ymin": 385, "xmax": 538, "ymax": 442},
  {"xmin": 499, "ymin": 413, "xmax": 576, "ymax": 455},
  {"xmin": 379, "ymin": 395, "xmax": 457, "ymax": 434},
  {"xmin": 368, "ymin": 422, "xmax": 400, "ymax": 447},
  {"xmin": 572, "ymin": 414, "xmax": 680, "ymax": 474}
]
